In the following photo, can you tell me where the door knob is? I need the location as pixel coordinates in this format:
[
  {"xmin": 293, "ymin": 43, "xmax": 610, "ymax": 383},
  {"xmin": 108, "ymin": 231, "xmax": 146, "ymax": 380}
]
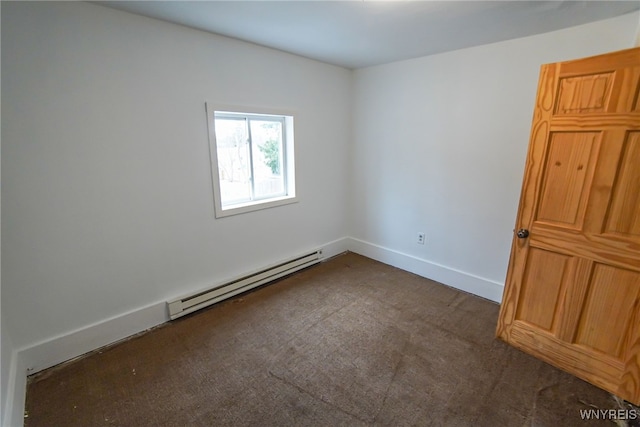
[{"xmin": 516, "ymin": 229, "xmax": 529, "ymax": 239}]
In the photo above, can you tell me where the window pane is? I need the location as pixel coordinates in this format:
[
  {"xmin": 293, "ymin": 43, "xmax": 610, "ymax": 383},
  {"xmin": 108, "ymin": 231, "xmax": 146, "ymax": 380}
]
[
  {"xmin": 214, "ymin": 118, "xmax": 251, "ymax": 205},
  {"xmin": 208, "ymin": 105, "xmax": 296, "ymax": 217},
  {"xmin": 250, "ymin": 120, "xmax": 285, "ymax": 199}
]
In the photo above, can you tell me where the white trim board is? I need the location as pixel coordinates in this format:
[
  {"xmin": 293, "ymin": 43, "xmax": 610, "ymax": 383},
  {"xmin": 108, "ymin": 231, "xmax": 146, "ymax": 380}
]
[
  {"xmin": 317, "ymin": 237, "xmax": 351, "ymax": 261},
  {"xmin": 4, "ymin": 302, "xmax": 168, "ymax": 427},
  {"xmin": 347, "ymin": 237, "xmax": 505, "ymax": 303},
  {"xmin": 4, "ymin": 235, "xmax": 501, "ymax": 427},
  {"xmin": 18, "ymin": 237, "xmax": 349, "ymax": 375},
  {"xmin": 15, "ymin": 235, "xmax": 500, "ymax": 374},
  {"xmin": 2, "ymin": 238, "xmax": 351, "ymax": 427},
  {"xmin": 19, "ymin": 302, "xmax": 168, "ymax": 376},
  {"xmin": 2, "ymin": 351, "xmax": 26, "ymax": 427}
]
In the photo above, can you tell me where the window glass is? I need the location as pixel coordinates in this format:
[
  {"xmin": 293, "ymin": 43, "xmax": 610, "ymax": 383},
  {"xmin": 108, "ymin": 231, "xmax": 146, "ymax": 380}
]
[{"xmin": 206, "ymin": 105, "xmax": 296, "ymax": 218}]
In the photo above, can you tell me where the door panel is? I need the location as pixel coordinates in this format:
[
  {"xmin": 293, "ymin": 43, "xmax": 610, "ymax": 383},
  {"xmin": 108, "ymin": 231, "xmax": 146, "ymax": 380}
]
[
  {"xmin": 536, "ymin": 132, "xmax": 599, "ymax": 227},
  {"xmin": 497, "ymin": 47, "xmax": 640, "ymax": 405},
  {"xmin": 575, "ymin": 264, "xmax": 640, "ymax": 357},
  {"xmin": 515, "ymin": 248, "xmax": 569, "ymax": 331},
  {"xmin": 555, "ymin": 72, "xmax": 614, "ymax": 114},
  {"xmin": 606, "ymin": 131, "xmax": 640, "ymax": 236}
]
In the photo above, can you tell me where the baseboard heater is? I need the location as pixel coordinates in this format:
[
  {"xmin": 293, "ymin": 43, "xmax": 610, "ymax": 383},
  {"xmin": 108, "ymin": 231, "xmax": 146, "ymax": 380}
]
[{"xmin": 167, "ymin": 250, "xmax": 323, "ymax": 320}]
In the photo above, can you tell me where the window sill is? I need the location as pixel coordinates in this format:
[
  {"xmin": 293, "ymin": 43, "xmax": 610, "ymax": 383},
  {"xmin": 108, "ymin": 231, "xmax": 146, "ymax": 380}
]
[{"xmin": 215, "ymin": 195, "xmax": 298, "ymax": 218}]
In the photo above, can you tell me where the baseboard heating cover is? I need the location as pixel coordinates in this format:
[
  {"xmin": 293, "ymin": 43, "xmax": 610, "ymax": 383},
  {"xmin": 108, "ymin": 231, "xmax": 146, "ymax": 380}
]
[{"xmin": 167, "ymin": 250, "xmax": 323, "ymax": 320}]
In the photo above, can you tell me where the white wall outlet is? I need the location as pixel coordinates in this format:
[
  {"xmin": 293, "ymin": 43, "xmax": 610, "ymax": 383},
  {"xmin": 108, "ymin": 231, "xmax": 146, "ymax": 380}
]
[{"xmin": 417, "ymin": 232, "xmax": 425, "ymax": 245}]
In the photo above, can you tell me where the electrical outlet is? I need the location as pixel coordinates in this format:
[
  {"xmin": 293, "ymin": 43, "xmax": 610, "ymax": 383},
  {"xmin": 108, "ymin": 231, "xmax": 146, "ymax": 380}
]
[{"xmin": 417, "ymin": 232, "xmax": 425, "ymax": 245}]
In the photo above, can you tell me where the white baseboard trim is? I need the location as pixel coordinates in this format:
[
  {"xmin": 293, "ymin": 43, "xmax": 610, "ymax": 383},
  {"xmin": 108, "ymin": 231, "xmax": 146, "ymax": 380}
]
[
  {"xmin": 347, "ymin": 237, "xmax": 504, "ymax": 303},
  {"xmin": 3, "ymin": 350, "xmax": 26, "ymax": 427},
  {"xmin": 6, "ymin": 236, "xmax": 500, "ymax": 427},
  {"xmin": 15, "ymin": 237, "xmax": 351, "ymax": 378},
  {"xmin": 319, "ymin": 236, "xmax": 350, "ymax": 260},
  {"xmin": 5, "ymin": 302, "xmax": 166, "ymax": 427},
  {"xmin": 19, "ymin": 301, "xmax": 168, "ymax": 376}
]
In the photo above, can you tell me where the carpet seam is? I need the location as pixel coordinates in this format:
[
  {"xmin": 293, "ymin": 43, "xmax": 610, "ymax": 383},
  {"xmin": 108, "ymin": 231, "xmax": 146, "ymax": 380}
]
[
  {"xmin": 371, "ymin": 337, "xmax": 411, "ymax": 424},
  {"xmin": 266, "ymin": 369, "xmax": 372, "ymax": 424}
]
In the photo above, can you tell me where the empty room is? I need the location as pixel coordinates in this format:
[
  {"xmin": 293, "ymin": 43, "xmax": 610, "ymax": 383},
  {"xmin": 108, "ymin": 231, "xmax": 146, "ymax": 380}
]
[{"xmin": 2, "ymin": 1, "xmax": 640, "ymax": 426}]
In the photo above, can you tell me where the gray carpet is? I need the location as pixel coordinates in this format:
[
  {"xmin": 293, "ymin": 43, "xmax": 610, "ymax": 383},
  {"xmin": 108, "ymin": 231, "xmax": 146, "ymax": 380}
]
[{"xmin": 25, "ymin": 252, "xmax": 616, "ymax": 426}]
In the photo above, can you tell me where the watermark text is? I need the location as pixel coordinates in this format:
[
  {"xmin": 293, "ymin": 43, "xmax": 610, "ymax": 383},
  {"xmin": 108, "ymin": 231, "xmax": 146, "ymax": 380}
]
[{"xmin": 580, "ymin": 409, "xmax": 638, "ymax": 421}]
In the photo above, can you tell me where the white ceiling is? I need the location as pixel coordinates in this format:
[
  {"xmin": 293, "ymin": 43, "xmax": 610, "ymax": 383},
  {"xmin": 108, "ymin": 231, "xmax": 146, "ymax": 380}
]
[{"xmin": 97, "ymin": 1, "xmax": 640, "ymax": 69}]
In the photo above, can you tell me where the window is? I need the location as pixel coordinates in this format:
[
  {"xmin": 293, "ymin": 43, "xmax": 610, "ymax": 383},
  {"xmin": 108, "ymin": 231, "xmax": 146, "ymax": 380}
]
[{"xmin": 206, "ymin": 104, "xmax": 296, "ymax": 217}]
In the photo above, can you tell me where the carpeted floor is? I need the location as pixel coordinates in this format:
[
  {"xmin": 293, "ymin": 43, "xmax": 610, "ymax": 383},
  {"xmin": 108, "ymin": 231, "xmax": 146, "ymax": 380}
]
[{"xmin": 25, "ymin": 252, "xmax": 616, "ymax": 426}]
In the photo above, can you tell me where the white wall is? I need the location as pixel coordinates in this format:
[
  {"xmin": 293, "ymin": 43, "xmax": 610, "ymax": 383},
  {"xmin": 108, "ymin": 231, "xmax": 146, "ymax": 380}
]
[
  {"xmin": 0, "ymin": 4, "xmax": 11, "ymax": 424},
  {"xmin": 350, "ymin": 11, "xmax": 640, "ymax": 300},
  {"xmin": 2, "ymin": 2, "xmax": 351, "ymax": 422},
  {"xmin": 2, "ymin": 0, "xmax": 351, "ymax": 350},
  {"xmin": 2, "ymin": 2, "xmax": 640, "ymax": 426}
]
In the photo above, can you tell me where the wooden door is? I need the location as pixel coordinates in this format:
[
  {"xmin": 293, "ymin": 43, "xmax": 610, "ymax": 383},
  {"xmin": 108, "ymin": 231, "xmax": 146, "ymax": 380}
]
[{"xmin": 496, "ymin": 47, "xmax": 640, "ymax": 405}]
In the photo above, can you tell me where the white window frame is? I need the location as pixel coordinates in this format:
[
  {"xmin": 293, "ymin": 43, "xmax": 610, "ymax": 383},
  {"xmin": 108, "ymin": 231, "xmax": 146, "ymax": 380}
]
[{"xmin": 205, "ymin": 103, "xmax": 297, "ymax": 218}]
